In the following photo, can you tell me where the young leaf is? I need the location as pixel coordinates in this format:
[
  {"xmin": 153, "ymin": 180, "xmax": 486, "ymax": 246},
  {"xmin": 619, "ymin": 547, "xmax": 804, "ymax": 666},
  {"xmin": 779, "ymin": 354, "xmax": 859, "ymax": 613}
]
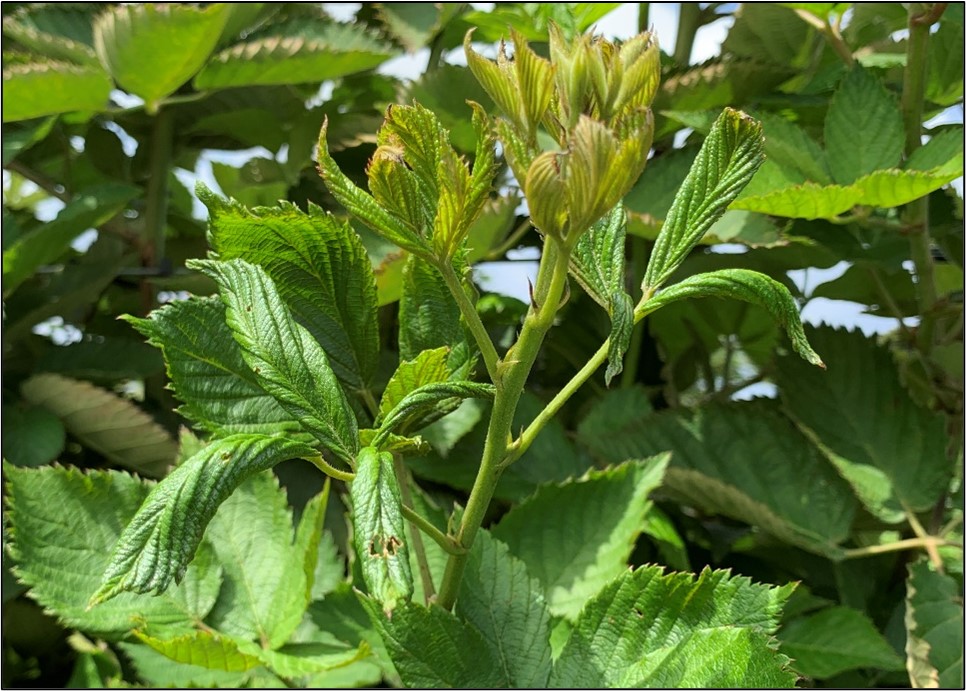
[
  {"xmin": 379, "ymin": 347, "xmax": 452, "ymax": 420},
  {"xmin": 642, "ymin": 108, "xmax": 765, "ymax": 292},
  {"xmin": 350, "ymin": 447, "xmax": 414, "ymax": 613},
  {"xmin": 492, "ymin": 457, "xmax": 668, "ymax": 619},
  {"xmin": 2, "ymin": 61, "xmax": 112, "ymax": 122},
  {"xmin": 905, "ymin": 559, "xmax": 963, "ymax": 688},
  {"xmin": 551, "ymin": 566, "xmax": 796, "ymax": 688},
  {"xmin": 91, "ymin": 434, "xmax": 313, "ymax": 605},
  {"xmin": 194, "ymin": 258, "xmax": 359, "ymax": 464},
  {"xmin": 201, "ymin": 187, "xmax": 380, "ymax": 397},
  {"xmin": 375, "ymin": 381, "xmax": 495, "ymax": 444},
  {"xmin": 456, "ymin": 529, "xmax": 553, "ymax": 688},
  {"xmin": 643, "ymin": 268, "xmax": 824, "ymax": 368},
  {"xmin": 5, "ymin": 464, "xmax": 222, "ymax": 639}
]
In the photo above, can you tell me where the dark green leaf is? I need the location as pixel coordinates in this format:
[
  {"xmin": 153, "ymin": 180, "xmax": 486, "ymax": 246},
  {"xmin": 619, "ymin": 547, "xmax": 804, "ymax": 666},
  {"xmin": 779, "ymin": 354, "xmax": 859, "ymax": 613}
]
[
  {"xmin": 399, "ymin": 255, "xmax": 468, "ymax": 361},
  {"xmin": 1, "ymin": 404, "xmax": 65, "ymax": 467},
  {"xmin": 905, "ymin": 559, "xmax": 964, "ymax": 688}
]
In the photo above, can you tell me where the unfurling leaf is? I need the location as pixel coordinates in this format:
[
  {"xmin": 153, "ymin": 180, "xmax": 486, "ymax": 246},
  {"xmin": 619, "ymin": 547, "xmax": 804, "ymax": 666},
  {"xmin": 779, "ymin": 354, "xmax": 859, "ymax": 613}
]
[
  {"xmin": 350, "ymin": 447, "xmax": 413, "ymax": 612},
  {"xmin": 375, "ymin": 381, "xmax": 495, "ymax": 445}
]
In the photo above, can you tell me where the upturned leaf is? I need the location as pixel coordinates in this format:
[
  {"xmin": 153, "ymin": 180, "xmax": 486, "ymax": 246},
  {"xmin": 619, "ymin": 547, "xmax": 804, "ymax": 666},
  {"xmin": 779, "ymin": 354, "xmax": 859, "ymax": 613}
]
[
  {"xmin": 350, "ymin": 447, "xmax": 413, "ymax": 613},
  {"xmin": 374, "ymin": 381, "xmax": 495, "ymax": 444},
  {"xmin": 905, "ymin": 559, "xmax": 963, "ymax": 688},
  {"xmin": 91, "ymin": 435, "xmax": 312, "ymax": 605},
  {"xmin": 643, "ymin": 108, "xmax": 765, "ymax": 292},
  {"xmin": 379, "ymin": 347, "xmax": 451, "ymax": 421},
  {"xmin": 643, "ymin": 268, "xmax": 824, "ymax": 368},
  {"xmin": 200, "ymin": 186, "xmax": 380, "ymax": 397},
  {"xmin": 551, "ymin": 566, "xmax": 797, "ymax": 688},
  {"xmin": 194, "ymin": 259, "xmax": 358, "ymax": 464}
]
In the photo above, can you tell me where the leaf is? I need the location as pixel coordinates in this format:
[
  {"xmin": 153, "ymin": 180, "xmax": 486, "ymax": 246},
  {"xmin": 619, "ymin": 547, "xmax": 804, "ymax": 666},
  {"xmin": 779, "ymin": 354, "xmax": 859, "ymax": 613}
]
[
  {"xmin": 133, "ymin": 631, "xmax": 262, "ymax": 673},
  {"xmin": 3, "ymin": 184, "xmax": 137, "ymax": 295},
  {"xmin": 2, "ymin": 14, "xmax": 99, "ymax": 65},
  {"xmin": 779, "ymin": 606, "xmax": 904, "ymax": 679},
  {"xmin": 91, "ymin": 435, "xmax": 312, "ymax": 605},
  {"xmin": 492, "ymin": 457, "xmax": 668, "ymax": 619},
  {"xmin": 824, "ymin": 66, "xmax": 904, "ymax": 184},
  {"xmin": 201, "ymin": 186, "xmax": 380, "ymax": 396},
  {"xmin": 375, "ymin": 381, "xmax": 495, "ymax": 444},
  {"xmin": 21, "ymin": 374, "xmax": 175, "ymax": 478},
  {"xmin": 379, "ymin": 347, "xmax": 451, "ymax": 420},
  {"xmin": 2, "ymin": 61, "xmax": 112, "ymax": 122},
  {"xmin": 732, "ymin": 180, "xmax": 857, "ymax": 219},
  {"xmin": 644, "ymin": 268, "xmax": 824, "ymax": 367},
  {"xmin": 5, "ymin": 464, "xmax": 222, "ymax": 639},
  {"xmin": 119, "ymin": 641, "xmax": 251, "ymax": 688},
  {"xmin": 398, "ymin": 256, "xmax": 468, "ymax": 361},
  {"xmin": 376, "ymin": 3, "xmax": 447, "ymax": 52},
  {"xmin": 723, "ymin": 3, "xmax": 812, "ymax": 66},
  {"xmin": 577, "ymin": 401, "xmax": 858, "ymax": 557},
  {"xmin": 350, "ymin": 447, "xmax": 413, "ymax": 613},
  {"xmin": 457, "ymin": 530, "xmax": 553, "ymax": 688},
  {"xmin": 756, "ymin": 111, "xmax": 831, "ymax": 184},
  {"xmin": 125, "ymin": 296, "xmax": 304, "ymax": 439},
  {"xmin": 359, "ymin": 596, "xmax": 504, "ymax": 688},
  {"xmin": 907, "ymin": 127, "xmax": 965, "ymax": 172},
  {"xmin": 642, "ymin": 108, "xmax": 765, "ymax": 292},
  {"xmin": 851, "ymin": 165, "xmax": 964, "ymax": 207},
  {"xmin": 35, "ymin": 336, "xmax": 163, "ymax": 384},
  {"xmin": 195, "ymin": 21, "xmax": 396, "ymax": 89},
  {"xmin": 905, "ymin": 559, "xmax": 964, "ymax": 688},
  {"xmin": 294, "ymin": 483, "xmax": 330, "ymax": 605},
  {"xmin": 926, "ymin": 5, "xmax": 964, "ymax": 106},
  {"xmin": 247, "ymin": 641, "xmax": 369, "ymax": 679},
  {"xmin": 776, "ymin": 326, "xmax": 951, "ymax": 521},
  {"xmin": 195, "ymin": 258, "xmax": 359, "ymax": 464},
  {"xmin": 1, "ymin": 404, "xmax": 65, "ymax": 467},
  {"xmin": 551, "ymin": 566, "xmax": 797, "ymax": 688},
  {"xmin": 93, "ymin": 4, "xmax": 229, "ymax": 109}
]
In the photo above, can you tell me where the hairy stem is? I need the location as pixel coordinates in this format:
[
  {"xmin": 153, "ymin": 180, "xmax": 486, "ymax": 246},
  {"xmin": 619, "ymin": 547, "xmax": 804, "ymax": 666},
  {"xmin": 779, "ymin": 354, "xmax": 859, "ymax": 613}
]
[
  {"xmin": 438, "ymin": 262, "xmax": 502, "ymax": 383},
  {"xmin": 394, "ymin": 455, "xmax": 435, "ymax": 601}
]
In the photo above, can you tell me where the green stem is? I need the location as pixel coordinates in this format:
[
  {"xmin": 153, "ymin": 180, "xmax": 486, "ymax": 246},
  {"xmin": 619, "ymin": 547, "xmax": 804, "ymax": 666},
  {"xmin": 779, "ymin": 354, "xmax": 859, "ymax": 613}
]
[
  {"xmin": 438, "ymin": 262, "xmax": 502, "ymax": 383},
  {"xmin": 841, "ymin": 536, "xmax": 956, "ymax": 559},
  {"xmin": 435, "ymin": 238, "xmax": 571, "ymax": 610},
  {"xmin": 393, "ymin": 455, "xmax": 436, "ymax": 601},
  {"xmin": 401, "ymin": 505, "xmax": 465, "ymax": 556},
  {"xmin": 905, "ymin": 502, "xmax": 945, "ymax": 572},
  {"xmin": 638, "ymin": 3, "xmax": 650, "ymax": 33},
  {"xmin": 142, "ymin": 106, "xmax": 174, "ymax": 314},
  {"xmin": 621, "ymin": 235, "xmax": 650, "ymax": 389},
  {"xmin": 484, "ymin": 218, "xmax": 532, "ymax": 260},
  {"xmin": 792, "ymin": 8, "xmax": 854, "ymax": 65},
  {"xmin": 674, "ymin": 3, "xmax": 702, "ymax": 65},
  {"xmin": 306, "ymin": 454, "xmax": 355, "ymax": 482}
]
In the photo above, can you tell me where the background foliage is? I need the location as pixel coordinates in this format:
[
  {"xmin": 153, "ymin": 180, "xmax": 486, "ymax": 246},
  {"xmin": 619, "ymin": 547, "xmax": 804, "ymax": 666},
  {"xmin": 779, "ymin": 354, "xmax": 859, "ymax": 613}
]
[{"xmin": 3, "ymin": 2, "xmax": 962, "ymax": 688}]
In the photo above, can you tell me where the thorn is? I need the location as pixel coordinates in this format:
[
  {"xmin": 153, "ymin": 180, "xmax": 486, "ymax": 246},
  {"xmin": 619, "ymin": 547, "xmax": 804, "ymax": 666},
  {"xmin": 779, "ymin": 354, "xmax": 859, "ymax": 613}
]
[{"xmin": 527, "ymin": 277, "xmax": 539, "ymax": 309}]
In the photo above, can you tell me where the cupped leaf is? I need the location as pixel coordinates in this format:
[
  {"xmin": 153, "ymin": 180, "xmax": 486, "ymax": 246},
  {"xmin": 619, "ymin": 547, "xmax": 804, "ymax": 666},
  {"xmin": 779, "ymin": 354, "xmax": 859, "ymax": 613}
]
[
  {"xmin": 643, "ymin": 108, "xmax": 765, "ymax": 292},
  {"xmin": 551, "ymin": 566, "xmax": 796, "ymax": 688},
  {"xmin": 125, "ymin": 296, "xmax": 304, "ymax": 439},
  {"xmin": 5, "ymin": 464, "xmax": 222, "ymax": 639},
  {"xmin": 350, "ymin": 447, "xmax": 413, "ymax": 613},
  {"xmin": 492, "ymin": 457, "xmax": 668, "ymax": 619},
  {"xmin": 2, "ymin": 61, "xmax": 112, "ymax": 122},
  {"xmin": 91, "ymin": 434, "xmax": 313, "ymax": 605},
  {"xmin": 644, "ymin": 268, "xmax": 824, "ymax": 368},
  {"xmin": 93, "ymin": 3, "xmax": 229, "ymax": 109},
  {"xmin": 21, "ymin": 374, "xmax": 175, "ymax": 478},
  {"xmin": 905, "ymin": 559, "xmax": 964, "ymax": 689},
  {"xmin": 194, "ymin": 259, "xmax": 358, "ymax": 464},
  {"xmin": 375, "ymin": 381, "xmax": 495, "ymax": 444},
  {"xmin": 201, "ymin": 186, "xmax": 380, "ymax": 397}
]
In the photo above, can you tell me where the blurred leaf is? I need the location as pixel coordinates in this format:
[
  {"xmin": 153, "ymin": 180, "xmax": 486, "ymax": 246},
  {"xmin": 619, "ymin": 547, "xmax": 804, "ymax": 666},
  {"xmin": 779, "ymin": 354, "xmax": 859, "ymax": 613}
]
[
  {"xmin": 723, "ymin": 4, "xmax": 813, "ymax": 66},
  {"xmin": 35, "ymin": 336, "xmax": 163, "ymax": 384},
  {"xmin": 926, "ymin": 4, "xmax": 964, "ymax": 106},
  {"xmin": 460, "ymin": 3, "xmax": 620, "ymax": 42},
  {"xmin": 905, "ymin": 559, "xmax": 964, "ymax": 688},
  {"xmin": 2, "ymin": 14, "xmax": 98, "ymax": 65},
  {"xmin": 376, "ymin": 3, "xmax": 459, "ymax": 52},
  {"xmin": 1, "ymin": 404, "xmax": 65, "ymax": 467},
  {"xmin": 2, "ymin": 61, "xmax": 111, "ymax": 122}
]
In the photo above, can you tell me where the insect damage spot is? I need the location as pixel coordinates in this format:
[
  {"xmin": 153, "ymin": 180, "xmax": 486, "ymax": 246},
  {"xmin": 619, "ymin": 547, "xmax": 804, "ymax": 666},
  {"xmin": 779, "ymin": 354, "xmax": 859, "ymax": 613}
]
[{"xmin": 368, "ymin": 534, "xmax": 404, "ymax": 558}]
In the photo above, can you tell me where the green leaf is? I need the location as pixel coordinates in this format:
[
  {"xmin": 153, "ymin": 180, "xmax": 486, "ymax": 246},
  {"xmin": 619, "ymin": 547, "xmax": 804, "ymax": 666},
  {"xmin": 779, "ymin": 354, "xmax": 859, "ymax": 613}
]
[
  {"xmin": 643, "ymin": 108, "xmax": 765, "ymax": 292},
  {"xmin": 93, "ymin": 4, "xmax": 228, "ymax": 109},
  {"xmin": 723, "ymin": 3, "xmax": 812, "ymax": 66},
  {"xmin": 399, "ymin": 256, "xmax": 468, "ymax": 361},
  {"xmin": 551, "ymin": 566, "xmax": 797, "ymax": 688},
  {"xmin": 247, "ymin": 641, "xmax": 369, "ymax": 679},
  {"xmin": 379, "ymin": 347, "xmax": 451, "ymax": 420},
  {"xmin": 905, "ymin": 559, "xmax": 964, "ymax": 688},
  {"xmin": 756, "ymin": 111, "xmax": 831, "ymax": 184},
  {"xmin": 376, "ymin": 3, "xmax": 449, "ymax": 52},
  {"xmin": 777, "ymin": 326, "xmax": 951, "ymax": 521},
  {"xmin": 926, "ymin": 5, "xmax": 964, "ymax": 106},
  {"xmin": 577, "ymin": 401, "xmax": 858, "ymax": 557},
  {"xmin": 375, "ymin": 381, "xmax": 495, "ymax": 444},
  {"xmin": 195, "ymin": 21, "xmax": 396, "ymax": 89},
  {"xmin": 457, "ymin": 529, "xmax": 553, "ymax": 688},
  {"xmin": 492, "ymin": 457, "xmax": 668, "ymax": 619},
  {"xmin": 201, "ymin": 187, "xmax": 380, "ymax": 396},
  {"xmin": 294, "ymin": 483, "xmax": 330, "ymax": 605},
  {"xmin": 851, "ymin": 165, "xmax": 964, "ymax": 207},
  {"xmin": 2, "ymin": 61, "xmax": 111, "ymax": 122},
  {"xmin": 350, "ymin": 447, "xmax": 413, "ymax": 613},
  {"xmin": 21, "ymin": 374, "xmax": 175, "ymax": 478},
  {"xmin": 731, "ymin": 180, "xmax": 857, "ymax": 219},
  {"xmin": 5, "ymin": 464, "xmax": 222, "ymax": 639},
  {"xmin": 1, "ymin": 404, "xmax": 64, "ymax": 467},
  {"xmin": 195, "ymin": 258, "xmax": 359, "ymax": 464},
  {"xmin": 35, "ymin": 336, "xmax": 163, "ymax": 384},
  {"xmin": 3, "ymin": 184, "xmax": 137, "ymax": 295},
  {"xmin": 779, "ymin": 606, "xmax": 904, "ymax": 679},
  {"xmin": 359, "ymin": 597, "xmax": 504, "ymax": 688},
  {"xmin": 91, "ymin": 435, "xmax": 312, "ymax": 605},
  {"xmin": 133, "ymin": 631, "xmax": 262, "ymax": 672},
  {"xmin": 125, "ymin": 297, "xmax": 304, "ymax": 439},
  {"xmin": 907, "ymin": 127, "xmax": 965, "ymax": 172},
  {"xmin": 120, "ymin": 641, "xmax": 250, "ymax": 688},
  {"xmin": 645, "ymin": 268, "xmax": 824, "ymax": 367},
  {"xmin": 2, "ymin": 13, "xmax": 98, "ymax": 65},
  {"xmin": 824, "ymin": 67, "xmax": 904, "ymax": 184}
]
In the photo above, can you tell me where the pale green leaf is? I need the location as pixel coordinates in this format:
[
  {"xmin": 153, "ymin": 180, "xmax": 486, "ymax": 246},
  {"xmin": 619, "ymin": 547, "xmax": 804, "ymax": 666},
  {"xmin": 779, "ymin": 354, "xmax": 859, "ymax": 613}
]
[
  {"xmin": 246, "ymin": 640, "xmax": 369, "ymax": 679},
  {"xmin": 779, "ymin": 606, "xmax": 904, "ymax": 679},
  {"xmin": 5, "ymin": 464, "xmax": 222, "ymax": 639},
  {"xmin": 644, "ymin": 268, "xmax": 824, "ymax": 367},
  {"xmin": 92, "ymin": 435, "xmax": 312, "ymax": 605},
  {"xmin": 1, "ymin": 404, "xmax": 64, "ymax": 467},
  {"xmin": 125, "ymin": 297, "xmax": 305, "ymax": 439},
  {"xmin": 379, "ymin": 347, "xmax": 451, "ymax": 420},
  {"xmin": 824, "ymin": 67, "xmax": 904, "ymax": 184},
  {"xmin": 351, "ymin": 447, "xmax": 413, "ymax": 613},
  {"xmin": 375, "ymin": 381, "xmax": 495, "ymax": 444},
  {"xmin": 2, "ymin": 61, "xmax": 111, "ymax": 122},
  {"xmin": 120, "ymin": 642, "xmax": 251, "ymax": 688},
  {"xmin": 195, "ymin": 259, "xmax": 359, "ymax": 463},
  {"xmin": 492, "ymin": 457, "xmax": 668, "ymax": 619},
  {"xmin": 777, "ymin": 326, "xmax": 951, "ymax": 521},
  {"xmin": 201, "ymin": 187, "xmax": 380, "ymax": 396},
  {"xmin": 133, "ymin": 630, "xmax": 262, "ymax": 672},
  {"xmin": 731, "ymin": 180, "xmax": 857, "ymax": 219},
  {"xmin": 577, "ymin": 400, "xmax": 857, "ymax": 557},
  {"xmin": 457, "ymin": 530, "xmax": 553, "ymax": 688},
  {"xmin": 551, "ymin": 566, "xmax": 796, "ymax": 688},
  {"xmin": 905, "ymin": 559, "xmax": 964, "ymax": 688},
  {"xmin": 94, "ymin": 4, "xmax": 229, "ymax": 108},
  {"xmin": 851, "ymin": 165, "xmax": 963, "ymax": 208},
  {"xmin": 643, "ymin": 108, "xmax": 765, "ymax": 291},
  {"xmin": 907, "ymin": 127, "xmax": 965, "ymax": 172},
  {"xmin": 294, "ymin": 483, "xmax": 330, "ymax": 604},
  {"xmin": 21, "ymin": 374, "xmax": 175, "ymax": 478}
]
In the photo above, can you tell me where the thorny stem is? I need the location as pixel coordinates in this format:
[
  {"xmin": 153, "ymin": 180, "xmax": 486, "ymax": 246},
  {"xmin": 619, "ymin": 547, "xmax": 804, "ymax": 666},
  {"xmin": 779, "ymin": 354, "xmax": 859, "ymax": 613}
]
[
  {"xmin": 393, "ymin": 455, "xmax": 436, "ymax": 601},
  {"xmin": 438, "ymin": 261, "xmax": 502, "ymax": 383}
]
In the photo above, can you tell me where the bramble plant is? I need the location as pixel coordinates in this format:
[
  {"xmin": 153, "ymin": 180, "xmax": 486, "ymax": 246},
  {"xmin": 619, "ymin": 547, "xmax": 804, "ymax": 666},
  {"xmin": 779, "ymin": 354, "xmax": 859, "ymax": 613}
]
[{"xmin": 4, "ymin": 3, "xmax": 963, "ymax": 689}]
